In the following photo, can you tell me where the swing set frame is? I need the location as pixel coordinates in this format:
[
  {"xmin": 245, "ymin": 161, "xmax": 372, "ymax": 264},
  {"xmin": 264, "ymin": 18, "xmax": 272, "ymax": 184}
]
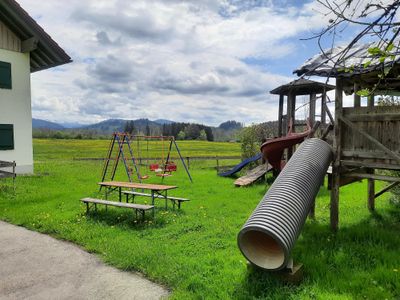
[{"xmin": 100, "ymin": 133, "xmax": 193, "ymax": 184}]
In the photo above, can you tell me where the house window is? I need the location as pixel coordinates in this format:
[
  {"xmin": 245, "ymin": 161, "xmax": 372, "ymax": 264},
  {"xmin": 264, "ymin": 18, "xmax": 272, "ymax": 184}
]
[
  {"xmin": 0, "ymin": 61, "xmax": 12, "ymax": 89},
  {"xmin": 0, "ymin": 124, "xmax": 14, "ymax": 150}
]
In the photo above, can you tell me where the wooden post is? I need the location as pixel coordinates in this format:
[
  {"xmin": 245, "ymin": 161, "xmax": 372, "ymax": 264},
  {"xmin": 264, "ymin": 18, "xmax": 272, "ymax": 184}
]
[
  {"xmin": 216, "ymin": 156, "xmax": 219, "ymax": 172},
  {"xmin": 287, "ymin": 91, "xmax": 293, "ymax": 134},
  {"xmin": 354, "ymin": 83, "xmax": 361, "ymax": 107},
  {"xmin": 186, "ymin": 157, "xmax": 190, "ymax": 170},
  {"xmin": 278, "ymin": 94, "xmax": 284, "ymax": 137},
  {"xmin": 367, "ymin": 169, "xmax": 375, "ymax": 211},
  {"xmin": 309, "ymin": 93, "xmax": 316, "ymax": 126},
  {"xmin": 321, "ymin": 92, "xmax": 327, "ymax": 125},
  {"xmin": 291, "ymin": 94, "xmax": 296, "ymax": 133},
  {"xmin": 330, "ymin": 78, "xmax": 343, "ymax": 231},
  {"xmin": 287, "ymin": 92, "xmax": 296, "ymax": 160},
  {"xmin": 368, "ymin": 94, "xmax": 374, "ymax": 107}
]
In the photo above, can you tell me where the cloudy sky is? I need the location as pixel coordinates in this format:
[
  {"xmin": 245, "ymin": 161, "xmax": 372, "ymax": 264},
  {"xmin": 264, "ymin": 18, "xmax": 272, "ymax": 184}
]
[{"xmin": 19, "ymin": 0, "xmax": 341, "ymax": 126}]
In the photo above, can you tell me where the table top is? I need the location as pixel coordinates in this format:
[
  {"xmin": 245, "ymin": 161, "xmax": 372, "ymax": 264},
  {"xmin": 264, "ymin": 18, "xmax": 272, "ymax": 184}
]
[{"xmin": 98, "ymin": 181, "xmax": 178, "ymax": 191}]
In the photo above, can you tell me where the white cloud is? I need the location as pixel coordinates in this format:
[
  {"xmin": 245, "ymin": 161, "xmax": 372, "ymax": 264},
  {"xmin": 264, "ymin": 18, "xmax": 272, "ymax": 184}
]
[{"xmin": 17, "ymin": 0, "xmax": 331, "ymax": 126}]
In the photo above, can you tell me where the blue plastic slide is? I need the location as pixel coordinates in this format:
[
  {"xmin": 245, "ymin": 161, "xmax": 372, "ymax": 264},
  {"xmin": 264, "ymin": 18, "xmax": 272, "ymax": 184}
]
[{"xmin": 218, "ymin": 153, "xmax": 262, "ymax": 177}]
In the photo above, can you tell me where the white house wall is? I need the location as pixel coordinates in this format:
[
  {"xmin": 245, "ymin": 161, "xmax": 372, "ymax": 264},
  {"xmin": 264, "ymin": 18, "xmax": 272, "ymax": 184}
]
[{"xmin": 0, "ymin": 48, "xmax": 33, "ymax": 174}]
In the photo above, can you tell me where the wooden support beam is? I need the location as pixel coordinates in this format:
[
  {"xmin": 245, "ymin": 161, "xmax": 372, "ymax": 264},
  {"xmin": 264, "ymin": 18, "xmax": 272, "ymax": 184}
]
[
  {"xmin": 368, "ymin": 94, "xmax": 374, "ymax": 107},
  {"xmin": 291, "ymin": 94, "xmax": 296, "ymax": 133},
  {"xmin": 21, "ymin": 37, "xmax": 38, "ymax": 53},
  {"xmin": 325, "ymin": 103, "xmax": 334, "ymax": 125},
  {"xmin": 367, "ymin": 169, "xmax": 375, "ymax": 211},
  {"xmin": 341, "ymin": 159, "xmax": 400, "ymax": 170},
  {"xmin": 339, "ymin": 115, "xmax": 400, "ymax": 165},
  {"xmin": 330, "ymin": 78, "xmax": 343, "ymax": 232},
  {"xmin": 321, "ymin": 93, "xmax": 327, "ymax": 125},
  {"xmin": 278, "ymin": 94, "xmax": 284, "ymax": 137},
  {"xmin": 309, "ymin": 93, "xmax": 316, "ymax": 126},
  {"xmin": 343, "ymin": 172, "xmax": 400, "ymax": 182},
  {"xmin": 287, "ymin": 92, "xmax": 296, "ymax": 159},
  {"xmin": 375, "ymin": 182, "xmax": 400, "ymax": 199},
  {"xmin": 354, "ymin": 83, "xmax": 361, "ymax": 107}
]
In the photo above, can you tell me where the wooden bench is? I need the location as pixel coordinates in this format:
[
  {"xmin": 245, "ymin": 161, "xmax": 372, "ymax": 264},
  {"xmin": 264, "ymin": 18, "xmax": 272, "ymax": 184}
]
[
  {"xmin": 80, "ymin": 197, "xmax": 154, "ymax": 220},
  {"xmin": 122, "ymin": 191, "xmax": 190, "ymax": 209}
]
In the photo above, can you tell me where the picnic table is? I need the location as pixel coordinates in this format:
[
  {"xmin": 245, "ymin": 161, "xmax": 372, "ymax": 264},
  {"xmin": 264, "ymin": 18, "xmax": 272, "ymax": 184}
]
[{"xmin": 97, "ymin": 181, "xmax": 189, "ymax": 216}]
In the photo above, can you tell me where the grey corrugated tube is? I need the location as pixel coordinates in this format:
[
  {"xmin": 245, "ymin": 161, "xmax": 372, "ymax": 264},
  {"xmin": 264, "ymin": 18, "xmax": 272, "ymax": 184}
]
[{"xmin": 237, "ymin": 138, "xmax": 333, "ymax": 271}]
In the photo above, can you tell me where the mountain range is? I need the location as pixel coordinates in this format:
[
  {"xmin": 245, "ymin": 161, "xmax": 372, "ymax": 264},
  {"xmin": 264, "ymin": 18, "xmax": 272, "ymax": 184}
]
[
  {"xmin": 32, "ymin": 118, "xmax": 241, "ymax": 132},
  {"xmin": 32, "ymin": 118, "xmax": 244, "ymax": 141}
]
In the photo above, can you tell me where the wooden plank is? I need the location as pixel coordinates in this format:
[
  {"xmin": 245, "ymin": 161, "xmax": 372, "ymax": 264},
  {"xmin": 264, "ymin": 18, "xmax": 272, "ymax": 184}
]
[
  {"xmin": 343, "ymin": 172, "xmax": 400, "ymax": 182},
  {"xmin": 0, "ymin": 20, "xmax": 21, "ymax": 52},
  {"xmin": 122, "ymin": 191, "xmax": 189, "ymax": 202},
  {"xmin": 331, "ymin": 78, "xmax": 343, "ymax": 231},
  {"xmin": 354, "ymin": 83, "xmax": 361, "ymax": 107},
  {"xmin": 309, "ymin": 93, "xmax": 316, "ymax": 126},
  {"xmin": 368, "ymin": 94, "xmax": 374, "ymax": 107},
  {"xmin": 321, "ymin": 92, "xmax": 327, "ymax": 125},
  {"xmin": 339, "ymin": 115, "xmax": 400, "ymax": 164},
  {"xmin": 341, "ymin": 159, "xmax": 400, "ymax": 170},
  {"xmin": 234, "ymin": 163, "xmax": 272, "ymax": 187},
  {"xmin": 342, "ymin": 105, "xmax": 400, "ymax": 116},
  {"xmin": 80, "ymin": 198, "xmax": 154, "ymax": 210},
  {"xmin": 345, "ymin": 113, "xmax": 400, "ymax": 122},
  {"xmin": 99, "ymin": 181, "xmax": 177, "ymax": 190},
  {"xmin": 278, "ymin": 94, "xmax": 284, "ymax": 137},
  {"xmin": 375, "ymin": 182, "xmax": 400, "ymax": 199},
  {"xmin": 21, "ymin": 37, "xmax": 38, "ymax": 53},
  {"xmin": 0, "ymin": 161, "xmax": 15, "ymax": 168},
  {"xmin": 367, "ymin": 169, "xmax": 375, "ymax": 211}
]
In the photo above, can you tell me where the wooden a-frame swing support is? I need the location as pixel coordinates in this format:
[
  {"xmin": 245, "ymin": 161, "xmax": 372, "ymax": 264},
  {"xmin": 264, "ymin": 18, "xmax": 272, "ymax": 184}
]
[{"xmin": 100, "ymin": 133, "xmax": 193, "ymax": 186}]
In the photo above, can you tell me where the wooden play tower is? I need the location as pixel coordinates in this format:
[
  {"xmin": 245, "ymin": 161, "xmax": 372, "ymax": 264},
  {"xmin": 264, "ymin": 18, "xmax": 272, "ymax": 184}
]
[
  {"xmin": 270, "ymin": 78, "xmax": 335, "ymax": 159},
  {"xmin": 295, "ymin": 44, "xmax": 400, "ymax": 231}
]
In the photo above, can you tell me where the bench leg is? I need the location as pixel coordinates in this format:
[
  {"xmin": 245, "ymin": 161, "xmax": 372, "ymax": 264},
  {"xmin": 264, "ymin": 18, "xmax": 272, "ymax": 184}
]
[
  {"xmin": 105, "ymin": 205, "xmax": 107, "ymax": 212},
  {"xmin": 86, "ymin": 202, "xmax": 89, "ymax": 214},
  {"xmin": 178, "ymin": 201, "xmax": 181, "ymax": 209},
  {"xmin": 94, "ymin": 203, "xmax": 97, "ymax": 212},
  {"xmin": 141, "ymin": 210, "xmax": 145, "ymax": 222},
  {"xmin": 151, "ymin": 191, "xmax": 155, "ymax": 218}
]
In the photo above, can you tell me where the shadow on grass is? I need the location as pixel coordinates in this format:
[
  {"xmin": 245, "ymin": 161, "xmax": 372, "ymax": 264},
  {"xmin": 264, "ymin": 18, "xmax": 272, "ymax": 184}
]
[
  {"xmin": 234, "ymin": 204, "xmax": 400, "ymax": 299},
  {"xmin": 83, "ymin": 206, "xmax": 185, "ymax": 230}
]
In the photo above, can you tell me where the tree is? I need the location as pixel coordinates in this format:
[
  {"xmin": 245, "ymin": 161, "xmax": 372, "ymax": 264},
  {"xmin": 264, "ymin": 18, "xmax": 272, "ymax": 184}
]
[
  {"xmin": 184, "ymin": 124, "xmax": 201, "ymax": 140},
  {"xmin": 198, "ymin": 129, "xmax": 207, "ymax": 140},
  {"xmin": 239, "ymin": 124, "xmax": 268, "ymax": 160},
  {"xmin": 124, "ymin": 121, "xmax": 135, "ymax": 134},
  {"xmin": 145, "ymin": 122, "xmax": 151, "ymax": 136},
  {"xmin": 177, "ymin": 130, "xmax": 186, "ymax": 140},
  {"xmin": 306, "ymin": 1, "xmax": 400, "ymax": 89}
]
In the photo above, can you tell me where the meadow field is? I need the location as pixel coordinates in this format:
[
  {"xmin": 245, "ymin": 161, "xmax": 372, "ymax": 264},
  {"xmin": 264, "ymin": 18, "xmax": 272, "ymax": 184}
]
[{"xmin": 0, "ymin": 139, "xmax": 399, "ymax": 299}]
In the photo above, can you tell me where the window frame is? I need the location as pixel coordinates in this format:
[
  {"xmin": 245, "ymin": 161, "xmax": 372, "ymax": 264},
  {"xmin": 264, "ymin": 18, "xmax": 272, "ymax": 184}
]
[
  {"xmin": 0, "ymin": 124, "xmax": 14, "ymax": 150},
  {"xmin": 0, "ymin": 61, "xmax": 12, "ymax": 89}
]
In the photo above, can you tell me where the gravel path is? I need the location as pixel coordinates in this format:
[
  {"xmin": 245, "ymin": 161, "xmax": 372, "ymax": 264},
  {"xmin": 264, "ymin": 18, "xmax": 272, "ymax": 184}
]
[{"xmin": 0, "ymin": 221, "xmax": 169, "ymax": 300}]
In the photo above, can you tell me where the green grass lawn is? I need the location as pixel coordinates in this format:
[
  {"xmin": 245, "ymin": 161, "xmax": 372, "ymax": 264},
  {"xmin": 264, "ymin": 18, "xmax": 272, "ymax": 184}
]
[{"xmin": 0, "ymin": 139, "xmax": 399, "ymax": 299}]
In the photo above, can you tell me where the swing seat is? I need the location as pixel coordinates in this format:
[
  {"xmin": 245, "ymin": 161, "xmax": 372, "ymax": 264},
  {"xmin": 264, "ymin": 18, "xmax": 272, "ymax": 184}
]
[
  {"xmin": 149, "ymin": 164, "xmax": 159, "ymax": 171},
  {"xmin": 156, "ymin": 173, "xmax": 171, "ymax": 177},
  {"xmin": 165, "ymin": 163, "xmax": 177, "ymax": 172},
  {"xmin": 140, "ymin": 175, "xmax": 150, "ymax": 180}
]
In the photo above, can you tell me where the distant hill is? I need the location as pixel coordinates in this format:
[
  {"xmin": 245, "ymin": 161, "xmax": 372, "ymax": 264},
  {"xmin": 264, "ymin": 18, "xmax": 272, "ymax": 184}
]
[
  {"xmin": 32, "ymin": 118, "xmax": 247, "ymax": 142},
  {"xmin": 82, "ymin": 118, "xmax": 161, "ymax": 135},
  {"xmin": 59, "ymin": 122, "xmax": 85, "ymax": 129},
  {"xmin": 32, "ymin": 118, "xmax": 64, "ymax": 130},
  {"xmin": 154, "ymin": 119, "xmax": 175, "ymax": 125},
  {"xmin": 218, "ymin": 120, "xmax": 243, "ymax": 130}
]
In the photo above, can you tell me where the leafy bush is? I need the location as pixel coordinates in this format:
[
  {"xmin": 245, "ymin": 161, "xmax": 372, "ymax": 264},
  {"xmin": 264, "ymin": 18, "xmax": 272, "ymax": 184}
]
[{"xmin": 239, "ymin": 124, "xmax": 267, "ymax": 160}]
